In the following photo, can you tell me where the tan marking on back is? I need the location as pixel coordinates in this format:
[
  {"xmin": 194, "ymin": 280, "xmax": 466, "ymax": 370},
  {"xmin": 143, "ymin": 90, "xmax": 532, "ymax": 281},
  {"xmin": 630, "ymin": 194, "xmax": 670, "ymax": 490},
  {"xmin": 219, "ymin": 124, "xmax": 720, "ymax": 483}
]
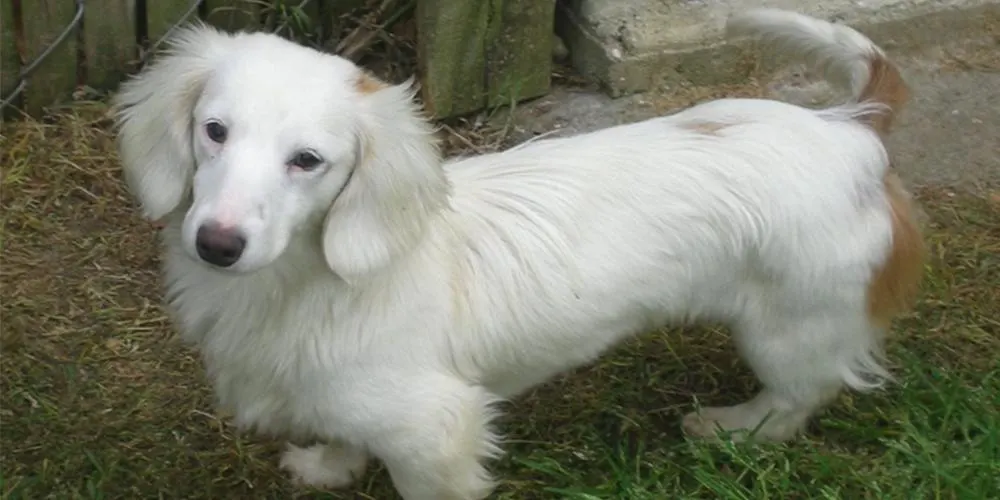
[
  {"xmin": 867, "ymin": 171, "xmax": 926, "ymax": 328},
  {"xmin": 679, "ymin": 121, "xmax": 732, "ymax": 136}
]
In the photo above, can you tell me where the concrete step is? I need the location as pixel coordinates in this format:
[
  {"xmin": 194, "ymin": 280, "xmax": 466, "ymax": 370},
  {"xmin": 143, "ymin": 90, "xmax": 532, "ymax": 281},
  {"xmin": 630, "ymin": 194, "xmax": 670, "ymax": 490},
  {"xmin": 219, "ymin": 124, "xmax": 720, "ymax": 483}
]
[
  {"xmin": 557, "ymin": 0, "xmax": 1000, "ymax": 96},
  {"xmin": 491, "ymin": 35, "xmax": 1000, "ymax": 189}
]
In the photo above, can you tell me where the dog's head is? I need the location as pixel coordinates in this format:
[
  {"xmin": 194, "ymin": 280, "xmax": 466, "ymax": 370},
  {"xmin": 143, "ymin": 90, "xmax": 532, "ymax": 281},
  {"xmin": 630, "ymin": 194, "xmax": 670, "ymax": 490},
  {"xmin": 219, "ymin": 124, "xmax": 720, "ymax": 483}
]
[{"xmin": 112, "ymin": 25, "xmax": 447, "ymax": 280}]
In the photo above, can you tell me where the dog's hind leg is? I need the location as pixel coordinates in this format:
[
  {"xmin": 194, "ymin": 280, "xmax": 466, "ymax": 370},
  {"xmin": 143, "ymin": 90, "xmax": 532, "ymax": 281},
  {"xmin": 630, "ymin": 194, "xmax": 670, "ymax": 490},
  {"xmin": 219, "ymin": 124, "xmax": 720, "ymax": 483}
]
[
  {"xmin": 683, "ymin": 174, "xmax": 923, "ymax": 442},
  {"xmin": 683, "ymin": 300, "xmax": 889, "ymax": 442}
]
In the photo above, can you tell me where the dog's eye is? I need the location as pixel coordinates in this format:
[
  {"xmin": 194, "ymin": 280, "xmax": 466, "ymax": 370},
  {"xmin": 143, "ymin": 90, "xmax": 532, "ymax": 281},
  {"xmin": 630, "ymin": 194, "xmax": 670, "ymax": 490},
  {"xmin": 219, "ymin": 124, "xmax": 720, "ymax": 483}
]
[
  {"xmin": 205, "ymin": 121, "xmax": 228, "ymax": 143},
  {"xmin": 290, "ymin": 151, "xmax": 323, "ymax": 171}
]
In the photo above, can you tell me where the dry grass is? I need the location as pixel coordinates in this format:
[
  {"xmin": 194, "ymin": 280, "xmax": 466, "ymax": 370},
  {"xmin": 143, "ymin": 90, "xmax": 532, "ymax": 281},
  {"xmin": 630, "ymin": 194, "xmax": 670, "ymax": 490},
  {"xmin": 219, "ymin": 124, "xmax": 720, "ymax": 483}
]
[{"xmin": 1, "ymin": 97, "xmax": 998, "ymax": 499}]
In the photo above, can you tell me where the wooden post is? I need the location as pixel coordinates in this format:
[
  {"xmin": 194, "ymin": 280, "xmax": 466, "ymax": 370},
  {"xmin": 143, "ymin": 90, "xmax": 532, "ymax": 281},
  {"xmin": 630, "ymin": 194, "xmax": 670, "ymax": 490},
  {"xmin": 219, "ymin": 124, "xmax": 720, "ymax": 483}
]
[
  {"xmin": 485, "ymin": 0, "xmax": 555, "ymax": 109},
  {"xmin": 19, "ymin": 0, "xmax": 81, "ymax": 114},
  {"xmin": 417, "ymin": 0, "xmax": 555, "ymax": 119},
  {"xmin": 1, "ymin": 0, "xmax": 20, "ymax": 115},
  {"xmin": 416, "ymin": 0, "xmax": 489, "ymax": 119},
  {"xmin": 84, "ymin": 0, "xmax": 136, "ymax": 91}
]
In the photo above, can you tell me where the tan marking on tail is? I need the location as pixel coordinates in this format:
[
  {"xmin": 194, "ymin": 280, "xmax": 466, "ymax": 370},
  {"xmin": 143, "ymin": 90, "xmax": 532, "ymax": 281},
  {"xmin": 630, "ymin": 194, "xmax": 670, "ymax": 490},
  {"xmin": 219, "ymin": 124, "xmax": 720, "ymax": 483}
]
[
  {"xmin": 867, "ymin": 171, "xmax": 926, "ymax": 328},
  {"xmin": 858, "ymin": 55, "xmax": 910, "ymax": 136}
]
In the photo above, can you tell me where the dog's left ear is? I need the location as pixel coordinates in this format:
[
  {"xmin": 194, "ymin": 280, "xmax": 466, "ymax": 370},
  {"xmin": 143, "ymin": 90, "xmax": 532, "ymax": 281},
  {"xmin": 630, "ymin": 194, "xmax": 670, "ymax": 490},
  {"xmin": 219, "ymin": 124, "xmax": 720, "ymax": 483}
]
[{"xmin": 321, "ymin": 74, "xmax": 449, "ymax": 282}]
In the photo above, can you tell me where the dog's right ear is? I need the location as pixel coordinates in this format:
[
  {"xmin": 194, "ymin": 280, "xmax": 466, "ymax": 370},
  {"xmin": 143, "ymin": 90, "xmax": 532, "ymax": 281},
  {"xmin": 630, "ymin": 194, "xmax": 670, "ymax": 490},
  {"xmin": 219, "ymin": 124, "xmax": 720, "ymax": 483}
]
[{"xmin": 110, "ymin": 24, "xmax": 232, "ymax": 221}]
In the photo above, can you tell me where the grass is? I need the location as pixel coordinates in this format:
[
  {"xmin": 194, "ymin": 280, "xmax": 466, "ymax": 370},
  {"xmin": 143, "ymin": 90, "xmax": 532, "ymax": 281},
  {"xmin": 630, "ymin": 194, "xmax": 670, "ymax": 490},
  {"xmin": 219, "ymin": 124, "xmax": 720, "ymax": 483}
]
[{"xmin": 1, "ymin": 98, "xmax": 999, "ymax": 500}]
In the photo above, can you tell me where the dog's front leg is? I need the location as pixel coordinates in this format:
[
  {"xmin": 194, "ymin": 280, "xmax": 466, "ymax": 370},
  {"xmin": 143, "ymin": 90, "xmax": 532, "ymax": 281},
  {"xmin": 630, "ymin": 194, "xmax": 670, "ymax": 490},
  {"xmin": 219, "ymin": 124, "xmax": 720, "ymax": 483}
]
[
  {"xmin": 279, "ymin": 439, "xmax": 369, "ymax": 489},
  {"xmin": 363, "ymin": 377, "xmax": 502, "ymax": 500}
]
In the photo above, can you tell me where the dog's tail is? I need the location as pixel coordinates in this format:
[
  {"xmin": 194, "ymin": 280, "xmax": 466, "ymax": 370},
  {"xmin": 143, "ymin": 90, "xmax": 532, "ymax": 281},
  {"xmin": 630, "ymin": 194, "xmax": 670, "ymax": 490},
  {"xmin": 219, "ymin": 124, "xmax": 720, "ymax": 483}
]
[{"xmin": 726, "ymin": 9, "xmax": 908, "ymax": 136}]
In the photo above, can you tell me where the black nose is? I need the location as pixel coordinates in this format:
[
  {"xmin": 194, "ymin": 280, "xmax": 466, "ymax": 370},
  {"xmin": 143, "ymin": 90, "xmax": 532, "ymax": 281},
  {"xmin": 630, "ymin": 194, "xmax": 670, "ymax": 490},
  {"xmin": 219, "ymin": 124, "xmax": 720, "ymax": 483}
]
[{"xmin": 195, "ymin": 223, "xmax": 246, "ymax": 267}]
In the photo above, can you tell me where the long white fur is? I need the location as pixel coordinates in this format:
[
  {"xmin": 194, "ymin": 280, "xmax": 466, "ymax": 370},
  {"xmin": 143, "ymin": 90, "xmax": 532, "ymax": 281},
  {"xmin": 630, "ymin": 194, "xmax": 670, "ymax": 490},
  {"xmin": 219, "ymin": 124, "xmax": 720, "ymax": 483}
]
[{"xmin": 113, "ymin": 9, "xmax": 904, "ymax": 500}]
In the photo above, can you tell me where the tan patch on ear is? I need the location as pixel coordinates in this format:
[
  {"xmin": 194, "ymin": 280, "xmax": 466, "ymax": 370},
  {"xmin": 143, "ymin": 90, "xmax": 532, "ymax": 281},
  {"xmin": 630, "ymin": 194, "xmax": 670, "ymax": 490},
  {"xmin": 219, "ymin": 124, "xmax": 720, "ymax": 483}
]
[
  {"xmin": 356, "ymin": 71, "xmax": 388, "ymax": 94},
  {"xmin": 679, "ymin": 121, "xmax": 732, "ymax": 136},
  {"xmin": 867, "ymin": 171, "xmax": 926, "ymax": 328}
]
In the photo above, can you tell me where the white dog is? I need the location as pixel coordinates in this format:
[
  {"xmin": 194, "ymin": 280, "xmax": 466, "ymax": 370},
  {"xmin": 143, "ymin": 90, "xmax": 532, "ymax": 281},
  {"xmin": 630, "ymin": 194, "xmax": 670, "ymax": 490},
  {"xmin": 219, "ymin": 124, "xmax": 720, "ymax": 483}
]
[{"xmin": 112, "ymin": 8, "xmax": 924, "ymax": 500}]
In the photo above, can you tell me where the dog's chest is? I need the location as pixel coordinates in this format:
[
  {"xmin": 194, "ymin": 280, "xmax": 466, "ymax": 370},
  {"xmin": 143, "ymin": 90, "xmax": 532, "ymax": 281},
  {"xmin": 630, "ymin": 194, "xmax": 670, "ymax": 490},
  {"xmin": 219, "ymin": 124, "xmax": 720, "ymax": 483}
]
[{"xmin": 169, "ymin": 269, "xmax": 358, "ymax": 438}]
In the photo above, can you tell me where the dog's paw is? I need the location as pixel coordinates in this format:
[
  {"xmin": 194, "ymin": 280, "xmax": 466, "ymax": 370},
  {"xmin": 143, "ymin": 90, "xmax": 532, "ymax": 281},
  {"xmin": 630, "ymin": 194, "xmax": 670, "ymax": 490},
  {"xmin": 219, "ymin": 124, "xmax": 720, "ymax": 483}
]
[
  {"xmin": 681, "ymin": 407, "xmax": 765, "ymax": 442},
  {"xmin": 279, "ymin": 442, "xmax": 368, "ymax": 489},
  {"xmin": 682, "ymin": 407, "xmax": 801, "ymax": 443}
]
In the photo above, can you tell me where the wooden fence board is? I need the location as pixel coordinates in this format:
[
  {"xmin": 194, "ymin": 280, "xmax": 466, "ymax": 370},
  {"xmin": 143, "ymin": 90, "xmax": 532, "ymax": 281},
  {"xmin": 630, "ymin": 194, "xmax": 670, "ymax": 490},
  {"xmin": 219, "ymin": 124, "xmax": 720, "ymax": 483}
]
[
  {"xmin": 417, "ymin": 0, "xmax": 555, "ymax": 119},
  {"xmin": 146, "ymin": 0, "xmax": 199, "ymax": 50},
  {"xmin": 485, "ymin": 0, "xmax": 555, "ymax": 108},
  {"xmin": 1, "ymin": 0, "xmax": 20, "ymax": 112},
  {"xmin": 20, "ymin": 0, "xmax": 80, "ymax": 114},
  {"xmin": 416, "ymin": 0, "xmax": 491, "ymax": 118},
  {"xmin": 84, "ymin": 0, "xmax": 136, "ymax": 91},
  {"xmin": 3, "ymin": 0, "xmax": 554, "ymax": 120}
]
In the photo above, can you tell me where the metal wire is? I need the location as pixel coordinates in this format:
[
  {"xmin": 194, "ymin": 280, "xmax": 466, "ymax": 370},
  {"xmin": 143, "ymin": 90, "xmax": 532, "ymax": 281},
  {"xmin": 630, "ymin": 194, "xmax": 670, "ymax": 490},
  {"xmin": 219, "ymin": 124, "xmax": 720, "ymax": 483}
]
[
  {"xmin": 1, "ymin": 0, "xmax": 314, "ymax": 113},
  {"xmin": 136, "ymin": 0, "xmax": 204, "ymax": 66},
  {"xmin": 1, "ymin": 0, "xmax": 86, "ymax": 110},
  {"xmin": 133, "ymin": 0, "xmax": 315, "ymax": 65}
]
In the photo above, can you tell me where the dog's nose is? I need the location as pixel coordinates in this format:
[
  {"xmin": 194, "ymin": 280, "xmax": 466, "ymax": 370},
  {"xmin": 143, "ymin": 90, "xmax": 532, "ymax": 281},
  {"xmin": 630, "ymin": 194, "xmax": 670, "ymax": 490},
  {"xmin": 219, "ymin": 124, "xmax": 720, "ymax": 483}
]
[{"xmin": 195, "ymin": 223, "xmax": 246, "ymax": 267}]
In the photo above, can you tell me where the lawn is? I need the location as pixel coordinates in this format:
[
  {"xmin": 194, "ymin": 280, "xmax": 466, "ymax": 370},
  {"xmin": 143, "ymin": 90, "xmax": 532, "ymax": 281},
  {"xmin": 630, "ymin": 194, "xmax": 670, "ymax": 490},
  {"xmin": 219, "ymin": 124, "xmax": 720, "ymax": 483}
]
[{"xmin": 1, "ymin": 102, "xmax": 998, "ymax": 500}]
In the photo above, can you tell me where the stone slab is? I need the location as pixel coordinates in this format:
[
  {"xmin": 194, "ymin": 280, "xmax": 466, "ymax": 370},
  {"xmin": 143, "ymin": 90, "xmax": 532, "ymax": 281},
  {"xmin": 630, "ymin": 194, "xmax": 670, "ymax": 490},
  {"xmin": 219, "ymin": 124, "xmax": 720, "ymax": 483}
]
[
  {"xmin": 558, "ymin": 0, "xmax": 1000, "ymax": 96},
  {"xmin": 498, "ymin": 35, "xmax": 1000, "ymax": 189}
]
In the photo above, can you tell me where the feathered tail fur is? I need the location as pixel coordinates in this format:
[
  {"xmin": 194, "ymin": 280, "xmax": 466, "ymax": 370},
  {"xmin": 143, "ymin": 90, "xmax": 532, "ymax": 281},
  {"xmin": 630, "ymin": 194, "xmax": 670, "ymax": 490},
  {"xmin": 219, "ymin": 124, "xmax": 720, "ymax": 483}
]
[{"xmin": 726, "ymin": 9, "xmax": 909, "ymax": 136}]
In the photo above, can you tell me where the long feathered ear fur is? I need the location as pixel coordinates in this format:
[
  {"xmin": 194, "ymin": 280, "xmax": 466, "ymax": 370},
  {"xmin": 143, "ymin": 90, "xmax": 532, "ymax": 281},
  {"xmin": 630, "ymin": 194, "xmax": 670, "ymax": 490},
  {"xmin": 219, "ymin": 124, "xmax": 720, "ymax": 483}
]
[
  {"xmin": 110, "ymin": 23, "xmax": 233, "ymax": 221},
  {"xmin": 321, "ymin": 77, "xmax": 450, "ymax": 282}
]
